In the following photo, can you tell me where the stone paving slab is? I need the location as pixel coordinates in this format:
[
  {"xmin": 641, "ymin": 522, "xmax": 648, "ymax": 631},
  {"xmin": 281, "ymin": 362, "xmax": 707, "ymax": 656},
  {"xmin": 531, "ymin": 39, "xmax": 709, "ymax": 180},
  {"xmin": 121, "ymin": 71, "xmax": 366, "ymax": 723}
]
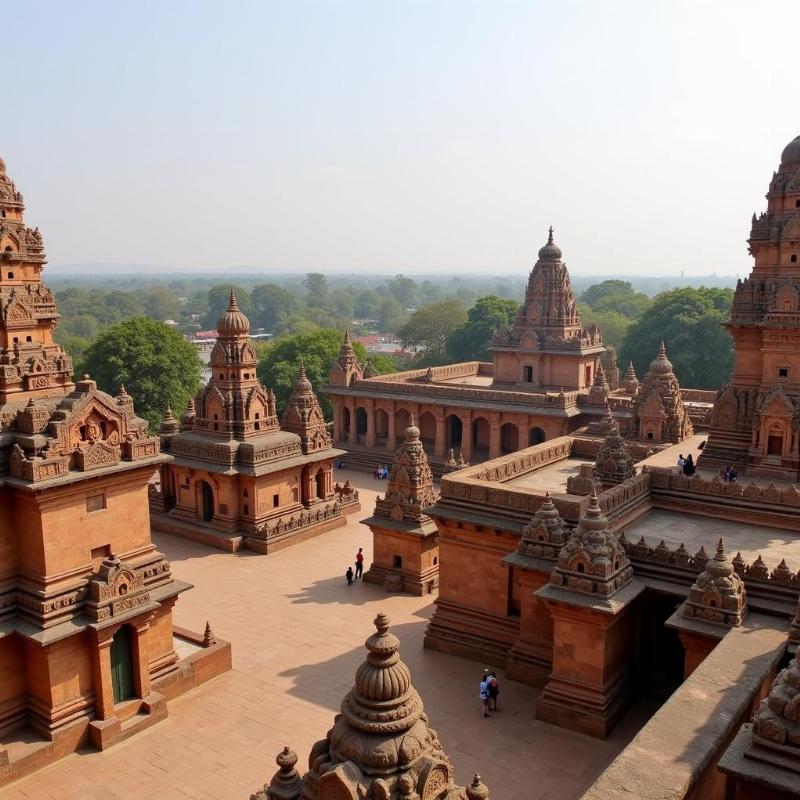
[{"xmin": 5, "ymin": 471, "xmax": 647, "ymax": 800}]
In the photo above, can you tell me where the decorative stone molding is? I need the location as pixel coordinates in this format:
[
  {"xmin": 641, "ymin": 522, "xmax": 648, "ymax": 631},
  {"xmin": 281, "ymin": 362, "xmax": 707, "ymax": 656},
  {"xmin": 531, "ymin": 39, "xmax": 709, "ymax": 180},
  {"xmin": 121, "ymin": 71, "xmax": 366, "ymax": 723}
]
[
  {"xmin": 681, "ymin": 539, "xmax": 747, "ymax": 627},
  {"xmin": 550, "ymin": 487, "xmax": 633, "ymax": 597}
]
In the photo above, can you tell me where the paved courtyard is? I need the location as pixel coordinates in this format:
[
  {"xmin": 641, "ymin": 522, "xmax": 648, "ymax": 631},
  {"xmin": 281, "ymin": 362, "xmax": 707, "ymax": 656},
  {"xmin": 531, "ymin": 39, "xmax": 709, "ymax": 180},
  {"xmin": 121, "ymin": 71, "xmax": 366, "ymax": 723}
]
[{"xmin": 6, "ymin": 471, "xmax": 646, "ymax": 800}]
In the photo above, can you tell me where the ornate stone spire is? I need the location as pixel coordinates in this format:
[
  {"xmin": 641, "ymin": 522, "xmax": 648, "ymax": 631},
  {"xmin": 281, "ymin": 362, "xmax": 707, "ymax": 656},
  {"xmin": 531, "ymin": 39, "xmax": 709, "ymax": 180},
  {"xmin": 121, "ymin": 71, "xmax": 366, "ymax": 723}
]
[
  {"xmin": 190, "ymin": 291, "xmax": 278, "ymax": 439},
  {"xmin": 251, "ymin": 747, "xmax": 303, "ymax": 800},
  {"xmin": 292, "ymin": 613, "xmax": 478, "ymax": 799},
  {"xmin": 157, "ymin": 405, "xmax": 180, "ymax": 450},
  {"xmin": 681, "ymin": 538, "xmax": 747, "ymax": 627},
  {"xmin": 550, "ymin": 487, "xmax": 633, "ymax": 597},
  {"xmin": 621, "ymin": 361, "xmax": 639, "ymax": 395},
  {"xmin": 0, "ymin": 156, "xmax": 74, "ymax": 406},
  {"xmin": 374, "ymin": 417, "xmax": 438, "ymax": 524},
  {"xmin": 628, "ymin": 341, "xmax": 692, "ymax": 443},
  {"xmin": 587, "ymin": 362, "xmax": 610, "ymax": 405},
  {"xmin": 363, "ymin": 359, "xmax": 379, "ymax": 378},
  {"xmin": 217, "ymin": 288, "xmax": 250, "ymax": 336},
  {"xmin": 600, "ymin": 345, "xmax": 620, "ymax": 391},
  {"xmin": 593, "ymin": 412, "xmax": 636, "ymax": 486},
  {"xmin": 281, "ymin": 360, "xmax": 331, "ymax": 454},
  {"xmin": 466, "ymin": 774, "xmax": 490, "ymax": 800},
  {"xmin": 517, "ymin": 493, "xmax": 567, "ymax": 561},
  {"xmin": 180, "ymin": 397, "xmax": 196, "ymax": 431},
  {"xmin": 329, "ymin": 329, "xmax": 363, "ymax": 387}
]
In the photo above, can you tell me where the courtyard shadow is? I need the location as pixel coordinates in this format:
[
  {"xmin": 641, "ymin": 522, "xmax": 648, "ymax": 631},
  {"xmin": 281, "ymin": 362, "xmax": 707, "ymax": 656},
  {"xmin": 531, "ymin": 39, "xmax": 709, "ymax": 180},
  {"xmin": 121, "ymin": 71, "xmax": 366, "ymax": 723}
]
[{"xmin": 286, "ymin": 575, "xmax": 436, "ymax": 608}]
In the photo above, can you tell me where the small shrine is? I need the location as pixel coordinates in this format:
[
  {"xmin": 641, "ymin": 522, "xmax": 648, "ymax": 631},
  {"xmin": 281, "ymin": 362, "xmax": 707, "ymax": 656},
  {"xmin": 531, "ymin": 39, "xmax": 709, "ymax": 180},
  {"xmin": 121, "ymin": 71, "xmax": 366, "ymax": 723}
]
[{"xmin": 363, "ymin": 417, "xmax": 440, "ymax": 595}]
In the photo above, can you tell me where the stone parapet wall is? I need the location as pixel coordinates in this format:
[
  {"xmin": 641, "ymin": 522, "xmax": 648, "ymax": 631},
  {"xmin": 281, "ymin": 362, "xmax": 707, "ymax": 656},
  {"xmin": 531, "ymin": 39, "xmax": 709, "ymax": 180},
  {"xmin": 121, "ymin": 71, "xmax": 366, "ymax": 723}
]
[
  {"xmin": 579, "ymin": 615, "xmax": 786, "ymax": 800},
  {"xmin": 647, "ymin": 465, "xmax": 800, "ymax": 531}
]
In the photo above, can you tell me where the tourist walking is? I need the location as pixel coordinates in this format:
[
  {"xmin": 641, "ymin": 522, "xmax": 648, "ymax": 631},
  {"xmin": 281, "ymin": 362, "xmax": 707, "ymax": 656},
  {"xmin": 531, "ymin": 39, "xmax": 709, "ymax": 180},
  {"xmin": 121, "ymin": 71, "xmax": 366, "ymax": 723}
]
[
  {"xmin": 677, "ymin": 454, "xmax": 685, "ymax": 471},
  {"xmin": 487, "ymin": 671, "xmax": 500, "ymax": 711},
  {"xmin": 345, "ymin": 566, "xmax": 354, "ymax": 585},
  {"xmin": 479, "ymin": 671, "xmax": 491, "ymax": 718},
  {"xmin": 355, "ymin": 547, "xmax": 364, "ymax": 579}
]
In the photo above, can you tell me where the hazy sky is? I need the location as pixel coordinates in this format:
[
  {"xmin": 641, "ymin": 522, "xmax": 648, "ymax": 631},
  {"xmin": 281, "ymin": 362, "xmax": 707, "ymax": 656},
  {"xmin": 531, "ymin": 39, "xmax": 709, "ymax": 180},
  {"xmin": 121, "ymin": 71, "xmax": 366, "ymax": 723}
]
[{"xmin": 2, "ymin": 0, "xmax": 798, "ymax": 276}]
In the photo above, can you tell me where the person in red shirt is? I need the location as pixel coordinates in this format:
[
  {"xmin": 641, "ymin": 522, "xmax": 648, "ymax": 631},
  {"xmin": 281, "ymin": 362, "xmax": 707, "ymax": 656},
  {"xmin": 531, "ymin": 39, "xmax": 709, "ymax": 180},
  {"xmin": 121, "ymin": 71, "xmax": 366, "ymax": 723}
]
[{"xmin": 355, "ymin": 548, "xmax": 364, "ymax": 579}]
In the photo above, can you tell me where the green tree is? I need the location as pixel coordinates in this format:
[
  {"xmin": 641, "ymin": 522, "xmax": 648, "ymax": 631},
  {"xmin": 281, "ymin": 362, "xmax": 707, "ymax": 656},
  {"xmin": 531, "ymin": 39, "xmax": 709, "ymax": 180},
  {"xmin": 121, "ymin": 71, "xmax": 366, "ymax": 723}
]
[
  {"xmin": 577, "ymin": 305, "xmax": 632, "ymax": 350},
  {"xmin": 397, "ymin": 299, "xmax": 467, "ymax": 364},
  {"xmin": 142, "ymin": 287, "xmax": 181, "ymax": 321},
  {"xmin": 445, "ymin": 295, "xmax": 519, "ymax": 362},
  {"xmin": 250, "ymin": 283, "xmax": 298, "ymax": 331},
  {"xmin": 82, "ymin": 317, "xmax": 203, "ymax": 430},
  {"xmin": 304, "ymin": 272, "xmax": 330, "ymax": 310},
  {"xmin": 202, "ymin": 285, "xmax": 252, "ymax": 329},
  {"xmin": 376, "ymin": 297, "xmax": 407, "ymax": 332},
  {"xmin": 355, "ymin": 289, "xmax": 382, "ymax": 319},
  {"xmin": 620, "ymin": 287, "xmax": 734, "ymax": 389},
  {"xmin": 385, "ymin": 274, "xmax": 418, "ymax": 309},
  {"xmin": 256, "ymin": 328, "xmax": 395, "ymax": 417},
  {"xmin": 581, "ymin": 280, "xmax": 651, "ymax": 318}
]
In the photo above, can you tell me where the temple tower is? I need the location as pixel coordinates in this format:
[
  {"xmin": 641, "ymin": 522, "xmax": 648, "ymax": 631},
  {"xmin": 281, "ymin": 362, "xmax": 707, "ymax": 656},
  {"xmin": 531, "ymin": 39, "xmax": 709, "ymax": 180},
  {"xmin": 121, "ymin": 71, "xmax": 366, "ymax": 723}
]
[
  {"xmin": 491, "ymin": 228, "xmax": 605, "ymax": 391},
  {"xmin": 703, "ymin": 134, "xmax": 800, "ymax": 479},
  {"xmin": 535, "ymin": 489, "xmax": 644, "ymax": 737},
  {"xmin": 0, "ymin": 157, "xmax": 74, "ymax": 404},
  {"xmin": 628, "ymin": 342, "xmax": 693, "ymax": 443},
  {"xmin": 363, "ymin": 417, "xmax": 440, "ymax": 594},
  {"xmin": 328, "ymin": 329, "xmax": 363, "ymax": 387},
  {"xmin": 0, "ymin": 157, "xmax": 229, "ymax": 777},
  {"xmin": 251, "ymin": 613, "xmax": 485, "ymax": 799},
  {"xmin": 152, "ymin": 294, "xmax": 349, "ymax": 553}
]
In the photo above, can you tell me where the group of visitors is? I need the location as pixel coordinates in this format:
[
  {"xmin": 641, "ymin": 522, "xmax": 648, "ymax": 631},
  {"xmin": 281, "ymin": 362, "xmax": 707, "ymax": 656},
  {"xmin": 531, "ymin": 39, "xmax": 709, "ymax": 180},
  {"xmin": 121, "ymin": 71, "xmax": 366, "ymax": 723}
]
[
  {"xmin": 345, "ymin": 548, "xmax": 365, "ymax": 585},
  {"xmin": 676, "ymin": 453, "xmax": 696, "ymax": 476},
  {"xmin": 722, "ymin": 465, "xmax": 738, "ymax": 482},
  {"xmin": 479, "ymin": 669, "xmax": 500, "ymax": 717},
  {"xmin": 335, "ymin": 459, "xmax": 346, "ymax": 469},
  {"xmin": 374, "ymin": 465, "xmax": 389, "ymax": 479}
]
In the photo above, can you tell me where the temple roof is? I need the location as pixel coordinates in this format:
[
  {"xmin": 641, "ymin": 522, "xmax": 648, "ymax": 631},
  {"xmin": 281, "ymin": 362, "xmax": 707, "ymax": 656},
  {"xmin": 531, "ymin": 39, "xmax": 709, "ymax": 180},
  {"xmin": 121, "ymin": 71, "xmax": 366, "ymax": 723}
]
[{"xmin": 780, "ymin": 133, "xmax": 800, "ymax": 167}]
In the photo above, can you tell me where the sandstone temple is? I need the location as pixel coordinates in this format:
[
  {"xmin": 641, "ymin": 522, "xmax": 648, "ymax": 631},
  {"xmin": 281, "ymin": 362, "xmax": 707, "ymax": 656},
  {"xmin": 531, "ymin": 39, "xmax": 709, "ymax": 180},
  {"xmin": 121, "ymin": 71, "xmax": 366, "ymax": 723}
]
[
  {"xmin": 150, "ymin": 293, "xmax": 360, "ymax": 552},
  {"xmin": 0, "ymin": 157, "xmax": 230, "ymax": 784},
  {"xmin": 335, "ymin": 134, "xmax": 800, "ymax": 800}
]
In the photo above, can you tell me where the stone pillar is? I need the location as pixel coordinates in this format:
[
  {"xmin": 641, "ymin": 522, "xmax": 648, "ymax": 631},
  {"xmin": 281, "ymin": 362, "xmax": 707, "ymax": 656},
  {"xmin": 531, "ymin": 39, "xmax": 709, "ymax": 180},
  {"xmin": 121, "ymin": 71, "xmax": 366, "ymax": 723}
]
[
  {"xmin": 366, "ymin": 401, "xmax": 376, "ymax": 448},
  {"xmin": 460, "ymin": 413, "xmax": 472, "ymax": 462},
  {"xmin": 535, "ymin": 580, "xmax": 645, "ymax": 738},
  {"xmin": 131, "ymin": 620, "xmax": 152, "ymax": 699},
  {"xmin": 386, "ymin": 404, "xmax": 396, "ymax": 450},
  {"xmin": 489, "ymin": 415, "xmax": 501, "ymax": 460},
  {"xmin": 91, "ymin": 635, "xmax": 115, "ymax": 721},
  {"xmin": 434, "ymin": 414, "xmax": 446, "ymax": 458},
  {"xmin": 347, "ymin": 400, "xmax": 357, "ymax": 445}
]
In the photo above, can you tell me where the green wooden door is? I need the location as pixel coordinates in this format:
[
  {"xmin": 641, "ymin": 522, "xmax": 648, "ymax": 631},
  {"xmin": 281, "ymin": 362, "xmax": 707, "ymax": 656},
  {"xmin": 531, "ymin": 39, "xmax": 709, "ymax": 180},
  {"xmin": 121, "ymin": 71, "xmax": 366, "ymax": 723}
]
[{"xmin": 110, "ymin": 626, "xmax": 135, "ymax": 703}]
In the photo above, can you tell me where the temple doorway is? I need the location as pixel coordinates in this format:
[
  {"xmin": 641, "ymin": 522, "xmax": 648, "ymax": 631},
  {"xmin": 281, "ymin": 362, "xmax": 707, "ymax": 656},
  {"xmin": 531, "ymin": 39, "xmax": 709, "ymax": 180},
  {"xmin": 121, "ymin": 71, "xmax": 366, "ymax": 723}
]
[
  {"xmin": 767, "ymin": 434, "xmax": 783, "ymax": 456},
  {"xmin": 110, "ymin": 626, "xmax": 135, "ymax": 704},
  {"xmin": 636, "ymin": 590, "xmax": 685, "ymax": 704},
  {"xmin": 375, "ymin": 409, "xmax": 389, "ymax": 446},
  {"xmin": 529, "ymin": 427, "xmax": 546, "ymax": 446},
  {"xmin": 199, "ymin": 481, "xmax": 214, "ymax": 522},
  {"xmin": 500, "ymin": 423, "xmax": 518, "ymax": 454},
  {"xmin": 316, "ymin": 470, "xmax": 326, "ymax": 500},
  {"xmin": 446, "ymin": 415, "xmax": 463, "ymax": 450},
  {"xmin": 355, "ymin": 408, "xmax": 368, "ymax": 443},
  {"xmin": 342, "ymin": 407, "xmax": 351, "ymax": 442}
]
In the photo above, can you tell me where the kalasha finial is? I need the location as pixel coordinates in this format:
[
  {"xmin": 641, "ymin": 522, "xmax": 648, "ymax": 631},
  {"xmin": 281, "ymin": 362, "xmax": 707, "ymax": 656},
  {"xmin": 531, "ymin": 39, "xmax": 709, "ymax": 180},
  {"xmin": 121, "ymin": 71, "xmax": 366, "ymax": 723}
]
[
  {"xmin": 164, "ymin": 404, "xmax": 174, "ymax": 419},
  {"xmin": 228, "ymin": 287, "xmax": 239, "ymax": 310},
  {"xmin": 547, "ymin": 225, "xmax": 554, "ymax": 245},
  {"xmin": 298, "ymin": 357, "xmax": 306, "ymax": 376},
  {"xmin": 202, "ymin": 621, "xmax": 216, "ymax": 647},
  {"xmin": 374, "ymin": 612, "xmax": 390, "ymax": 636},
  {"xmin": 658, "ymin": 340, "xmax": 667, "ymax": 357},
  {"xmin": 467, "ymin": 773, "xmax": 490, "ymax": 800}
]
